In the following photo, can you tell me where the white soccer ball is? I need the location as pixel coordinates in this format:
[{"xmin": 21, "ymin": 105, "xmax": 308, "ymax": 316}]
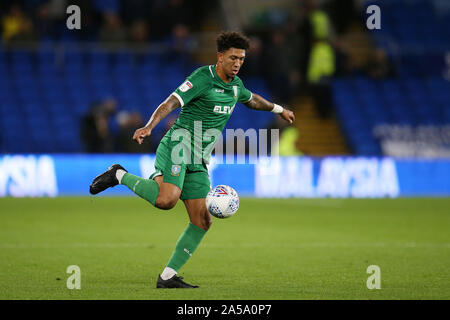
[{"xmin": 206, "ymin": 185, "xmax": 239, "ymax": 219}]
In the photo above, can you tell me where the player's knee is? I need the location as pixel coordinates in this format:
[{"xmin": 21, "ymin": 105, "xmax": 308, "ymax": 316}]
[
  {"xmin": 155, "ymin": 196, "xmax": 178, "ymax": 210},
  {"xmin": 155, "ymin": 184, "xmax": 180, "ymax": 210}
]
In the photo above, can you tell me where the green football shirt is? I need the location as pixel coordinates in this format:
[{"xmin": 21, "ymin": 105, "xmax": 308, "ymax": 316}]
[{"xmin": 163, "ymin": 65, "xmax": 252, "ymax": 164}]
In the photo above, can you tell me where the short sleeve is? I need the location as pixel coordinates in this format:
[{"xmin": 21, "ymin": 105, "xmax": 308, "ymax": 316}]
[
  {"xmin": 238, "ymin": 81, "xmax": 252, "ymax": 103},
  {"xmin": 172, "ymin": 71, "xmax": 209, "ymax": 107}
]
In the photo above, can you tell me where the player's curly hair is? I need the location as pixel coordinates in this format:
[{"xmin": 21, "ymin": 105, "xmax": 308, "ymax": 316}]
[{"xmin": 216, "ymin": 31, "xmax": 250, "ymax": 53}]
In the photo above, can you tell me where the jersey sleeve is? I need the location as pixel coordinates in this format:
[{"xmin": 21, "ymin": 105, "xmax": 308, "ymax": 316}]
[
  {"xmin": 237, "ymin": 80, "xmax": 253, "ymax": 103},
  {"xmin": 172, "ymin": 71, "xmax": 209, "ymax": 107}
]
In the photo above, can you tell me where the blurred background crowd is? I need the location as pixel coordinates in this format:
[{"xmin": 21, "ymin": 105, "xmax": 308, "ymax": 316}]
[
  {"xmin": 0, "ymin": 0, "xmax": 209, "ymax": 46},
  {"xmin": 0, "ymin": 0, "xmax": 449, "ymax": 157}
]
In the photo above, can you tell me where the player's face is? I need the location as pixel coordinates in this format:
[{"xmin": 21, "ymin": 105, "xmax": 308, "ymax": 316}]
[{"xmin": 218, "ymin": 48, "xmax": 246, "ymax": 78}]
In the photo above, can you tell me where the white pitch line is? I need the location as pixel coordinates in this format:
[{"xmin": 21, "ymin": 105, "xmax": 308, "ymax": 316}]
[
  {"xmin": 255, "ymin": 199, "xmax": 347, "ymax": 208},
  {"xmin": 0, "ymin": 242, "xmax": 448, "ymax": 249}
]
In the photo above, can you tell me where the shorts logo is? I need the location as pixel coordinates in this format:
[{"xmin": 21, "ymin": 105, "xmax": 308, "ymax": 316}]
[
  {"xmin": 171, "ymin": 164, "xmax": 181, "ymax": 176},
  {"xmin": 179, "ymin": 81, "xmax": 193, "ymax": 92}
]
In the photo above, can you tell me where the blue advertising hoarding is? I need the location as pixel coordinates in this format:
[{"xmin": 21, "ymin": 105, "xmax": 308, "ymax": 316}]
[{"xmin": 0, "ymin": 154, "xmax": 449, "ymax": 197}]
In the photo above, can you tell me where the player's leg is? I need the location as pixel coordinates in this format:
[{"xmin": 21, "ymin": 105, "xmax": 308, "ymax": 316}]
[
  {"xmin": 157, "ymin": 199, "xmax": 211, "ymax": 289},
  {"xmin": 120, "ymin": 173, "xmax": 181, "ymax": 209},
  {"xmin": 89, "ymin": 165, "xmax": 182, "ymax": 209},
  {"xmin": 90, "ymin": 140, "xmax": 184, "ymax": 209},
  {"xmin": 153, "ymin": 176, "xmax": 181, "ymax": 209},
  {"xmin": 184, "ymin": 197, "xmax": 213, "ymax": 231},
  {"xmin": 162, "ymin": 198, "xmax": 212, "ymax": 273},
  {"xmin": 119, "ymin": 170, "xmax": 162, "ymax": 207},
  {"xmin": 157, "ymin": 170, "xmax": 211, "ymax": 289}
]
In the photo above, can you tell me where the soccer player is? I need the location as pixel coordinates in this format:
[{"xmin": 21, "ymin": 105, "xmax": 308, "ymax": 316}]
[{"xmin": 89, "ymin": 31, "xmax": 295, "ymax": 288}]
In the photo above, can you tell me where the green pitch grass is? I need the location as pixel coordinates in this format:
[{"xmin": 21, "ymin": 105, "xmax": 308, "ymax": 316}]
[{"xmin": 0, "ymin": 197, "xmax": 449, "ymax": 300}]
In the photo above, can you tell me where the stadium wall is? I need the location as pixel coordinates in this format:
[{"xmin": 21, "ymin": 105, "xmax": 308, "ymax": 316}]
[{"xmin": 0, "ymin": 155, "xmax": 448, "ymax": 198}]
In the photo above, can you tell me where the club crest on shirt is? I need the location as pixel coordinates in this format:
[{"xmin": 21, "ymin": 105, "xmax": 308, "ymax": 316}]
[
  {"xmin": 179, "ymin": 81, "xmax": 193, "ymax": 92},
  {"xmin": 171, "ymin": 165, "xmax": 181, "ymax": 176}
]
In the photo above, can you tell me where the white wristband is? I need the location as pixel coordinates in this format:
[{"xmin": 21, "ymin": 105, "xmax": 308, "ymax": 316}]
[{"xmin": 271, "ymin": 104, "xmax": 284, "ymax": 114}]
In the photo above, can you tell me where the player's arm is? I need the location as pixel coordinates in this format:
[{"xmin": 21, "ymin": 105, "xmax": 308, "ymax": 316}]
[
  {"xmin": 244, "ymin": 93, "xmax": 295, "ymax": 124},
  {"xmin": 133, "ymin": 95, "xmax": 181, "ymax": 144}
]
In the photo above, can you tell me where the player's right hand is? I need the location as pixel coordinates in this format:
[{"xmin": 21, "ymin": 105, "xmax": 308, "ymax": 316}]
[{"xmin": 133, "ymin": 127, "xmax": 152, "ymax": 144}]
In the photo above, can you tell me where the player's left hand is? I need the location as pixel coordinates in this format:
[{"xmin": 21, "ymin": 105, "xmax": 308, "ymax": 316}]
[
  {"xmin": 133, "ymin": 126, "xmax": 152, "ymax": 144},
  {"xmin": 280, "ymin": 108, "xmax": 295, "ymax": 124}
]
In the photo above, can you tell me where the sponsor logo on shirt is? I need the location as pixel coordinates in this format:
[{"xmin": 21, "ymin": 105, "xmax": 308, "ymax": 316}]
[
  {"xmin": 213, "ymin": 105, "xmax": 235, "ymax": 114},
  {"xmin": 215, "ymin": 89, "xmax": 224, "ymax": 93},
  {"xmin": 179, "ymin": 81, "xmax": 193, "ymax": 92}
]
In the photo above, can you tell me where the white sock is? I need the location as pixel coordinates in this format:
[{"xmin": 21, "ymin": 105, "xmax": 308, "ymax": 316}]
[
  {"xmin": 115, "ymin": 169, "xmax": 126, "ymax": 184},
  {"xmin": 161, "ymin": 267, "xmax": 177, "ymax": 280}
]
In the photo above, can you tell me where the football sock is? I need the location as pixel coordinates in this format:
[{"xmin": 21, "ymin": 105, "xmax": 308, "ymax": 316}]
[
  {"xmin": 120, "ymin": 173, "xmax": 159, "ymax": 206},
  {"xmin": 166, "ymin": 223, "xmax": 207, "ymax": 272},
  {"xmin": 160, "ymin": 267, "xmax": 177, "ymax": 280},
  {"xmin": 115, "ymin": 169, "xmax": 126, "ymax": 183}
]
